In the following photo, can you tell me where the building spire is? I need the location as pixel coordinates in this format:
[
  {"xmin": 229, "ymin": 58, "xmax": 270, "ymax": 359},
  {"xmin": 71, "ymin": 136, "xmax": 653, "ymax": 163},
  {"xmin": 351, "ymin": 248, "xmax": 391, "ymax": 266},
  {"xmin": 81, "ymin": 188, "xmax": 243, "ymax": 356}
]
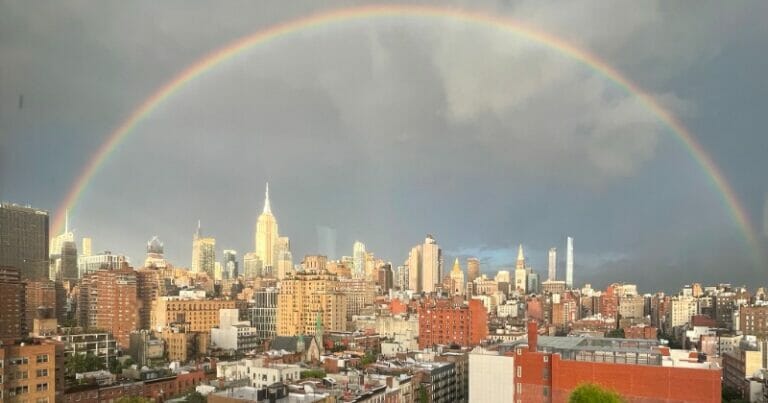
[
  {"xmin": 64, "ymin": 209, "xmax": 69, "ymax": 234},
  {"xmin": 263, "ymin": 182, "xmax": 272, "ymax": 214},
  {"xmin": 195, "ymin": 220, "xmax": 201, "ymax": 238},
  {"xmin": 517, "ymin": 244, "xmax": 525, "ymax": 261},
  {"xmin": 452, "ymin": 257, "xmax": 461, "ymax": 273}
]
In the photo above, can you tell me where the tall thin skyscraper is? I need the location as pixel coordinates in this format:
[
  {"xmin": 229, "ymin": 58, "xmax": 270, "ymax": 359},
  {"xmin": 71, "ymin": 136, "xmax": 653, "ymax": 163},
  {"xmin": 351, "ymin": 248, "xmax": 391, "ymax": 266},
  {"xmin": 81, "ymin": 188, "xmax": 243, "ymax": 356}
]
[
  {"xmin": 49, "ymin": 209, "xmax": 77, "ymax": 281},
  {"xmin": 566, "ymin": 236, "xmax": 574, "ymax": 289},
  {"xmin": 255, "ymin": 183, "xmax": 279, "ymax": 269},
  {"xmin": 514, "ymin": 245, "xmax": 527, "ymax": 293},
  {"xmin": 222, "ymin": 250, "xmax": 238, "ymax": 279},
  {"xmin": 466, "ymin": 257, "xmax": 480, "ymax": 284},
  {"xmin": 352, "ymin": 241, "xmax": 366, "ymax": 279},
  {"xmin": 548, "ymin": 247, "xmax": 557, "ymax": 281},
  {"xmin": 422, "ymin": 235, "xmax": 441, "ymax": 293},
  {"xmin": 82, "ymin": 237, "xmax": 93, "ymax": 257},
  {"xmin": 191, "ymin": 221, "xmax": 215, "ymax": 277},
  {"xmin": 275, "ymin": 237, "xmax": 292, "ymax": 280},
  {"xmin": 316, "ymin": 225, "xmax": 337, "ymax": 260}
]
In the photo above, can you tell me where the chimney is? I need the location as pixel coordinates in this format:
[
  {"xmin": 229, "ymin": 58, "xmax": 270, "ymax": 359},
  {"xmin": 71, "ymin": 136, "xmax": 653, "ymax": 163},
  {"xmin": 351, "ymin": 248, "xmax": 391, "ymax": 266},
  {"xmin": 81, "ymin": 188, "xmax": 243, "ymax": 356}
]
[{"xmin": 527, "ymin": 321, "xmax": 538, "ymax": 352}]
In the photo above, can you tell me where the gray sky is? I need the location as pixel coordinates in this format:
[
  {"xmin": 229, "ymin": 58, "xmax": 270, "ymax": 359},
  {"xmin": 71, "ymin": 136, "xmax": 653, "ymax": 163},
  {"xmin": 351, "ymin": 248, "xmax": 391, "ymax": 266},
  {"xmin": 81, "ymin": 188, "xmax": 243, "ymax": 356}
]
[{"xmin": 2, "ymin": 0, "xmax": 767, "ymax": 292}]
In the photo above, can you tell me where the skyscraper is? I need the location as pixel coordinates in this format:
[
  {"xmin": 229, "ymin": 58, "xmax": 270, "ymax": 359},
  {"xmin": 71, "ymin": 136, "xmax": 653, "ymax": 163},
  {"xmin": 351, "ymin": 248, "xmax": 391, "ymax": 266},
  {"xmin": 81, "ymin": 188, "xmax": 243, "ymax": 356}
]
[
  {"xmin": 449, "ymin": 258, "xmax": 465, "ymax": 296},
  {"xmin": 467, "ymin": 257, "xmax": 480, "ymax": 284},
  {"xmin": 548, "ymin": 247, "xmax": 557, "ymax": 281},
  {"xmin": 255, "ymin": 183, "xmax": 279, "ymax": 270},
  {"xmin": 352, "ymin": 241, "xmax": 366, "ymax": 279},
  {"xmin": 82, "ymin": 237, "xmax": 92, "ymax": 257},
  {"xmin": 514, "ymin": 245, "xmax": 527, "ymax": 293},
  {"xmin": 144, "ymin": 235, "xmax": 167, "ymax": 268},
  {"xmin": 422, "ymin": 235, "xmax": 441, "ymax": 293},
  {"xmin": 566, "ymin": 236, "xmax": 574, "ymax": 289},
  {"xmin": 275, "ymin": 237, "xmax": 292, "ymax": 280},
  {"xmin": 243, "ymin": 252, "xmax": 262, "ymax": 278},
  {"xmin": 191, "ymin": 222, "xmax": 215, "ymax": 277},
  {"xmin": 222, "ymin": 250, "xmax": 238, "ymax": 279},
  {"xmin": 407, "ymin": 245, "xmax": 422, "ymax": 293},
  {"xmin": 316, "ymin": 226, "xmax": 337, "ymax": 260},
  {"xmin": 0, "ymin": 203, "xmax": 49, "ymax": 280}
]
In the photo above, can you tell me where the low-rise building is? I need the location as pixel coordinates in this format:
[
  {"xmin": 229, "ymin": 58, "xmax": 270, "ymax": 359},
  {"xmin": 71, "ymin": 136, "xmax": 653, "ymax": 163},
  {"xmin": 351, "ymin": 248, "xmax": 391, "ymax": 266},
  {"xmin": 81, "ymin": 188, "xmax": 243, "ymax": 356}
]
[
  {"xmin": 211, "ymin": 309, "xmax": 259, "ymax": 354},
  {"xmin": 0, "ymin": 338, "xmax": 64, "ymax": 403},
  {"xmin": 217, "ymin": 358, "xmax": 302, "ymax": 389}
]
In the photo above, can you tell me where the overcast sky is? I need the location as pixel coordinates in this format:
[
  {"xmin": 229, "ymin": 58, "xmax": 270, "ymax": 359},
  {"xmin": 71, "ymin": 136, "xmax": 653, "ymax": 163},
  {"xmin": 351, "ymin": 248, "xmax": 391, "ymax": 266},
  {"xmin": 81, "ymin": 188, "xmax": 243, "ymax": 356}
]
[{"xmin": 2, "ymin": 0, "xmax": 767, "ymax": 292}]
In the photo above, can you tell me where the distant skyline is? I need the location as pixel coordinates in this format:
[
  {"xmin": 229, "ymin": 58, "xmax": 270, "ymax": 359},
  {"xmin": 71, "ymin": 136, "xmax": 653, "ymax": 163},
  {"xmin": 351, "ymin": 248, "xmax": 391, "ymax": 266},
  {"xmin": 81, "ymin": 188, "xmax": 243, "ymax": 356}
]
[{"xmin": 2, "ymin": 1, "xmax": 767, "ymax": 292}]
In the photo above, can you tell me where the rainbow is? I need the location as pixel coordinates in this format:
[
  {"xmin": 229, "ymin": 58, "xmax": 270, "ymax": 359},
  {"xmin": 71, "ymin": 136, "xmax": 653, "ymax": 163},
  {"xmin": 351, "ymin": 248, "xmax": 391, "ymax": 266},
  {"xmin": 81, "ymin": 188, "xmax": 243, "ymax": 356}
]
[{"xmin": 53, "ymin": 4, "xmax": 764, "ymax": 265}]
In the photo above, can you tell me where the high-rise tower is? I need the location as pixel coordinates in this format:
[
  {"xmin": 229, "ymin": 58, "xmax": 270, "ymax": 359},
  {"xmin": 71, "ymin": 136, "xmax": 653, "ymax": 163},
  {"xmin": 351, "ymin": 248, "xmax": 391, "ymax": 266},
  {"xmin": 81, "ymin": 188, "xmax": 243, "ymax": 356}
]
[
  {"xmin": 514, "ymin": 244, "xmax": 527, "ymax": 294},
  {"xmin": 566, "ymin": 236, "xmax": 574, "ymax": 289},
  {"xmin": 352, "ymin": 241, "xmax": 366, "ymax": 279},
  {"xmin": 466, "ymin": 257, "xmax": 480, "ymax": 284},
  {"xmin": 255, "ymin": 183, "xmax": 279, "ymax": 270},
  {"xmin": 191, "ymin": 221, "xmax": 216, "ymax": 276},
  {"xmin": 548, "ymin": 247, "xmax": 557, "ymax": 281},
  {"xmin": 449, "ymin": 258, "xmax": 465, "ymax": 296}
]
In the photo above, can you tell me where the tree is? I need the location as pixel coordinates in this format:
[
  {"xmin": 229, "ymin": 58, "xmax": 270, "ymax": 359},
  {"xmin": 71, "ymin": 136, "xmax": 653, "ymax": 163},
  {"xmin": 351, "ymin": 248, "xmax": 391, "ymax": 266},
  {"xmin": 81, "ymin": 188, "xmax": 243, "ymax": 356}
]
[
  {"xmin": 66, "ymin": 352, "xmax": 105, "ymax": 376},
  {"xmin": 300, "ymin": 369, "xmax": 326, "ymax": 379},
  {"xmin": 418, "ymin": 385, "xmax": 428, "ymax": 403},
  {"xmin": 360, "ymin": 351, "xmax": 376, "ymax": 366},
  {"xmin": 569, "ymin": 383, "xmax": 623, "ymax": 403},
  {"xmin": 186, "ymin": 391, "xmax": 207, "ymax": 403},
  {"xmin": 606, "ymin": 328, "xmax": 625, "ymax": 338},
  {"xmin": 115, "ymin": 397, "xmax": 152, "ymax": 403}
]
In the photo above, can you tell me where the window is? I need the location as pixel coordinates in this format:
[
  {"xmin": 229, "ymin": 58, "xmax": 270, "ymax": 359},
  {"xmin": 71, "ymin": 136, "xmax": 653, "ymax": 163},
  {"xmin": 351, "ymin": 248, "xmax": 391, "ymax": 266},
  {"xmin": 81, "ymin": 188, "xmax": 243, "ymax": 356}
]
[
  {"xmin": 516, "ymin": 383, "xmax": 522, "ymax": 394},
  {"xmin": 36, "ymin": 354, "xmax": 49, "ymax": 364},
  {"xmin": 543, "ymin": 355, "xmax": 549, "ymax": 362},
  {"xmin": 516, "ymin": 366, "xmax": 522, "ymax": 377},
  {"xmin": 36, "ymin": 369, "xmax": 48, "ymax": 377},
  {"xmin": 9, "ymin": 357, "xmax": 28, "ymax": 366},
  {"xmin": 36, "ymin": 383, "xmax": 48, "ymax": 392},
  {"xmin": 516, "ymin": 348, "xmax": 522, "ymax": 356},
  {"xmin": 543, "ymin": 386, "xmax": 549, "ymax": 397},
  {"xmin": 36, "ymin": 398, "xmax": 49, "ymax": 403}
]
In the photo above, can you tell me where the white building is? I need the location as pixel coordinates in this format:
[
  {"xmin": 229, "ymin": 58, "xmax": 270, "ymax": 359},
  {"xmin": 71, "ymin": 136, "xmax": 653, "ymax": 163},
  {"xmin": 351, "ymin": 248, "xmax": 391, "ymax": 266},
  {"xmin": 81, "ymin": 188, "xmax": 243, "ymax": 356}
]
[
  {"xmin": 497, "ymin": 302, "xmax": 519, "ymax": 318},
  {"xmin": 216, "ymin": 358, "xmax": 302, "ymax": 389},
  {"xmin": 211, "ymin": 309, "xmax": 259, "ymax": 353},
  {"xmin": 469, "ymin": 346, "xmax": 515, "ymax": 402}
]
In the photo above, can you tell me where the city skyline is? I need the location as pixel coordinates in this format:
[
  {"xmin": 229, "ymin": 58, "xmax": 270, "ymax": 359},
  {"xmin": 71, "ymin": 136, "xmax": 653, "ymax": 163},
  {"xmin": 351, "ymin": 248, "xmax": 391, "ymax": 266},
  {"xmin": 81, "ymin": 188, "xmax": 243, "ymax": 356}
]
[{"xmin": 2, "ymin": 1, "xmax": 768, "ymax": 293}]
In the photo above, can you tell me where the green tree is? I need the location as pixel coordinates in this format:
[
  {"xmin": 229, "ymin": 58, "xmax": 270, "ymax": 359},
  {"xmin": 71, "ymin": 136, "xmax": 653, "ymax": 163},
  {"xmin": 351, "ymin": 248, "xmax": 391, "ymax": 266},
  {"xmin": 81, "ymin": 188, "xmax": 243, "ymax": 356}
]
[
  {"xmin": 418, "ymin": 385, "xmax": 428, "ymax": 403},
  {"xmin": 66, "ymin": 352, "xmax": 106, "ymax": 376},
  {"xmin": 360, "ymin": 351, "xmax": 376, "ymax": 366},
  {"xmin": 569, "ymin": 383, "xmax": 623, "ymax": 403},
  {"xmin": 115, "ymin": 397, "xmax": 152, "ymax": 403},
  {"xmin": 186, "ymin": 391, "xmax": 207, "ymax": 403},
  {"xmin": 300, "ymin": 369, "xmax": 326, "ymax": 379},
  {"xmin": 606, "ymin": 328, "xmax": 625, "ymax": 338}
]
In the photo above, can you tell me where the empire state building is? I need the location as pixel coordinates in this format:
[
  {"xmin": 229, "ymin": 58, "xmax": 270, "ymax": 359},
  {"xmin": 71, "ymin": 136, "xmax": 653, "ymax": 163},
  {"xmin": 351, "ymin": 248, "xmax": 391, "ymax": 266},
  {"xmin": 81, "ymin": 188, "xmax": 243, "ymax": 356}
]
[{"xmin": 255, "ymin": 183, "xmax": 279, "ymax": 269}]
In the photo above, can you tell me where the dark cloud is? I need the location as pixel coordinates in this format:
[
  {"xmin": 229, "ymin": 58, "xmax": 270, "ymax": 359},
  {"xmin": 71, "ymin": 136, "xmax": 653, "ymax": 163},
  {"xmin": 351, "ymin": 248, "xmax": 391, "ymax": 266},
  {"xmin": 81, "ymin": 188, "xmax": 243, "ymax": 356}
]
[{"xmin": 1, "ymin": 0, "xmax": 767, "ymax": 292}]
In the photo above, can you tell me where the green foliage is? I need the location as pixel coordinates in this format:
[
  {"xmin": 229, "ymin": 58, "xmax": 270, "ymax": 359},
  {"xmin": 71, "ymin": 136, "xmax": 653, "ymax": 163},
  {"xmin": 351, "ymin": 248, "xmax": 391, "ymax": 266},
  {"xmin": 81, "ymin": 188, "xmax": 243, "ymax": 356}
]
[
  {"xmin": 606, "ymin": 328, "xmax": 625, "ymax": 338},
  {"xmin": 569, "ymin": 383, "xmax": 623, "ymax": 403},
  {"xmin": 360, "ymin": 351, "xmax": 376, "ymax": 366},
  {"xmin": 186, "ymin": 391, "xmax": 207, "ymax": 403},
  {"xmin": 115, "ymin": 397, "xmax": 152, "ymax": 403},
  {"xmin": 300, "ymin": 369, "xmax": 326, "ymax": 379},
  {"xmin": 66, "ymin": 352, "xmax": 105, "ymax": 376},
  {"xmin": 418, "ymin": 385, "xmax": 428, "ymax": 403}
]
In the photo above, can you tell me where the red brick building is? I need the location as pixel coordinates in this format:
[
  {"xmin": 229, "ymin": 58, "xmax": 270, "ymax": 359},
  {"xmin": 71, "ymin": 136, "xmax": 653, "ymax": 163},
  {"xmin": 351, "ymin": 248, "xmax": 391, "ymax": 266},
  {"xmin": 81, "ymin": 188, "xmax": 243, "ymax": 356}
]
[
  {"xmin": 0, "ymin": 266, "xmax": 25, "ymax": 342},
  {"xmin": 740, "ymin": 305, "xmax": 768, "ymax": 338},
  {"xmin": 624, "ymin": 325, "xmax": 658, "ymax": 340},
  {"xmin": 63, "ymin": 370, "xmax": 206, "ymax": 402},
  {"xmin": 417, "ymin": 298, "xmax": 487, "ymax": 349},
  {"xmin": 511, "ymin": 322, "xmax": 721, "ymax": 402},
  {"xmin": 79, "ymin": 267, "xmax": 138, "ymax": 349}
]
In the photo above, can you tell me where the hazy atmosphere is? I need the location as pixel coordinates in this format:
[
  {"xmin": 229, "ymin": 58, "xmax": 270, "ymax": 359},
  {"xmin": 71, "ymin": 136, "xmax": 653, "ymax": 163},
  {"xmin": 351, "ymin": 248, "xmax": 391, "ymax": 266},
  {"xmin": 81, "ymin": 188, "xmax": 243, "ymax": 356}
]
[{"xmin": 2, "ymin": 0, "xmax": 767, "ymax": 292}]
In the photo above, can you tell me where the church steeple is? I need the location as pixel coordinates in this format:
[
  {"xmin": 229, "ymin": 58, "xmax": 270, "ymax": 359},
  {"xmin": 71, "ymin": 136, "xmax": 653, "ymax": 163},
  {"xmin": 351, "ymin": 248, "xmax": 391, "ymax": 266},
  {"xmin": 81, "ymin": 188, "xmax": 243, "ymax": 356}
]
[{"xmin": 263, "ymin": 182, "xmax": 272, "ymax": 214}]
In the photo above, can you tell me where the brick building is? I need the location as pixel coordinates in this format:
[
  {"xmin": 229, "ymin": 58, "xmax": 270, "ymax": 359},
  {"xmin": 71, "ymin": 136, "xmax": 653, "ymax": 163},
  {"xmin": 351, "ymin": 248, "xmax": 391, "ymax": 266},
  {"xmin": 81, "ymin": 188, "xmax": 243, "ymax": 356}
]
[
  {"xmin": 511, "ymin": 322, "xmax": 721, "ymax": 402},
  {"xmin": 417, "ymin": 298, "xmax": 487, "ymax": 349},
  {"xmin": 0, "ymin": 338, "xmax": 64, "ymax": 403},
  {"xmin": 78, "ymin": 267, "xmax": 138, "ymax": 349},
  {"xmin": 24, "ymin": 278, "xmax": 66, "ymax": 330},
  {"xmin": 0, "ymin": 266, "xmax": 25, "ymax": 342},
  {"xmin": 151, "ymin": 296, "xmax": 239, "ymax": 333},
  {"xmin": 740, "ymin": 305, "xmax": 768, "ymax": 338}
]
